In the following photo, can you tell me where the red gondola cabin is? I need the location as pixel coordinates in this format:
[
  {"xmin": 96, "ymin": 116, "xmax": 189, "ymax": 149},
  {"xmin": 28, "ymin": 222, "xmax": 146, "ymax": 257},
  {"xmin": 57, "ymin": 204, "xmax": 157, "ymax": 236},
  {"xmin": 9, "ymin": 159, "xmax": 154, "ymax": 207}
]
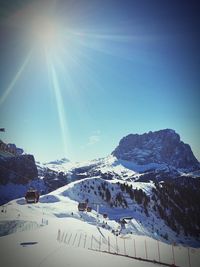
[
  {"xmin": 78, "ymin": 202, "xmax": 87, "ymax": 211},
  {"xmin": 87, "ymin": 206, "xmax": 92, "ymax": 212},
  {"xmin": 25, "ymin": 189, "xmax": 39, "ymax": 203}
]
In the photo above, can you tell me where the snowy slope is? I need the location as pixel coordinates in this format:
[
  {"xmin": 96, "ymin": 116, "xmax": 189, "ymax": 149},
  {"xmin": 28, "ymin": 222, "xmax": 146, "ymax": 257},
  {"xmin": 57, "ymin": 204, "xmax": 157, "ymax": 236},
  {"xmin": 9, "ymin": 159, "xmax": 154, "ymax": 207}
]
[
  {"xmin": 1, "ymin": 216, "xmax": 185, "ymax": 267},
  {"xmin": 41, "ymin": 155, "xmax": 199, "ymax": 183},
  {"xmin": 1, "ymin": 153, "xmax": 198, "ymax": 205},
  {"xmin": 39, "ymin": 157, "xmax": 72, "ymax": 173},
  {"xmin": 1, "ymin": 181, "xmax": 200, "ymax": 267},
  {"xmin": 1, "ymin": 176, "xmax": 199, "ymax": 247},
  {"xmin": 1, "ymin": 154, "xmax": 200, "ymax": 249}
]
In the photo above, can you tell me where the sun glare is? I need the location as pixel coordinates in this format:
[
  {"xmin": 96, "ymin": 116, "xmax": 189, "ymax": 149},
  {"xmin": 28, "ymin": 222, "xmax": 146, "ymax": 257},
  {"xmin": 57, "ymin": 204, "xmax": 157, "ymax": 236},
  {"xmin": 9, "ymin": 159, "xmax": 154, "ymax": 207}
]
[
  {"xmin": 30, "ymin": 15, "xmax": 62, "ymax": 52},
  {"xmin": 0, "ymin": 1, "xmax": 137, "ymax": 158}
]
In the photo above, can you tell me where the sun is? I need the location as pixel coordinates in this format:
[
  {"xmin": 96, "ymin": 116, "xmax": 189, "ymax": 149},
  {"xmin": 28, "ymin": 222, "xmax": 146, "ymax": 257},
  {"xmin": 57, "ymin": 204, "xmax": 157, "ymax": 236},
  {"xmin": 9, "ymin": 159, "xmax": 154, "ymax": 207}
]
[{"xmin": 30, "ymin": 15, "xmax": 62, "ymax": 52}]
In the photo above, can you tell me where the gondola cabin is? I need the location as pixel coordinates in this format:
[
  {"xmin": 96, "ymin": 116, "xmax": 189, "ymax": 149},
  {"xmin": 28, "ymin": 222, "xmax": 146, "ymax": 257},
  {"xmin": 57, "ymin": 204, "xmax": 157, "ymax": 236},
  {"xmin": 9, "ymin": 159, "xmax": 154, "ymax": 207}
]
[
  {"xmin": 103, "ymin": 213, "xmax": 108, "ymax": 219},
  {"xmin": 87, "ymin": 206, "xmax": 92, "ymax": 212},
  {"xmin": 25, "ymin": 189, "xmax": 39, "ymax": 203},
  {"xmin": 78, "ymin": 202, "xmax": 87, "ymax": 211}
]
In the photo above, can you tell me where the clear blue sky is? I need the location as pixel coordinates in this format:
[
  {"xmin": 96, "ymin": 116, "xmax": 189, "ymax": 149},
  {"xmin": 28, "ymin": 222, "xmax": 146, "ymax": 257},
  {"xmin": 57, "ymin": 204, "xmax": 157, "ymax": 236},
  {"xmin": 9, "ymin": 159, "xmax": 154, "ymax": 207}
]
[{"xmin": 0, "ymin": 0, "xmax": 199, "ymax": 162}]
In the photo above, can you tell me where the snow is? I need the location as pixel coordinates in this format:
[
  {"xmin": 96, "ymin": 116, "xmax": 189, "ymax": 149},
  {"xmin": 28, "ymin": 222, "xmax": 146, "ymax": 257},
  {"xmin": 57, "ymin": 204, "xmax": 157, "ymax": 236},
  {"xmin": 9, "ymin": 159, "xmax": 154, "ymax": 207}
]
[
  {"xmin": 0, "ymin": 218, "xmax": 167, "ymax": 267},
  {"xmin": 0, "ymin": 179, "xmax": 47, "ymax": 205},
  {"xmin": 39, "ymin": 155, "xmax": 169, "ymax": 181},
  {"xmin": 3, "ymin": 176, "xmax": 197, "ymax": 246},
  {"xmin": 89, "ymin": 155, "xmax": 169, "ymax": 179},
  {"xmin": 37, "ymin": 159, "xmax": 74, "ymax": 173},
  {"xmin": 1, "ymin": 180, "xmax": 200, "ymax": 267},
  {"xmin": 1, "ymin": 156, "xmax": 200, "ymax": 266},
  {"xmin": 1, "ymin": 211, "xmax": 200, "ymax": 267}
]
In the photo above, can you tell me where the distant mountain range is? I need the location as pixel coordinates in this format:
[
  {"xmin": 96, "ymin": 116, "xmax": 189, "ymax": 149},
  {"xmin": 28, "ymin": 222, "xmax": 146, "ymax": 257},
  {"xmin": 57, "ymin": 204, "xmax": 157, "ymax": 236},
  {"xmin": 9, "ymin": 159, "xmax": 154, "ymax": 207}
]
[
  {"xmin": 0, "ymin": 129, "xmax": 199, "ymax": 204},
  {"xmin": 0, "ymin": 129, "xmax": 200, "ymax": 246}
]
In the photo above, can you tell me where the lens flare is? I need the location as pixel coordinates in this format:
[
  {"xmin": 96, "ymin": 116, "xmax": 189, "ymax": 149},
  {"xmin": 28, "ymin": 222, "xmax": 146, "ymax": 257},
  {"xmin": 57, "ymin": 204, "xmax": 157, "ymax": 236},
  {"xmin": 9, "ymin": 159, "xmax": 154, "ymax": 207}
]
[
  {"xmin": 0, "ymin": 51, "xmax": 32, "ymax": 106},
  {"xmin": 1, "ymin": 1, "xmax": 142, "ymax": 159},
  {"xmin": 49, "ymin": 62, "xmax": 69, "ymax": 157},
  {"xmin": 30, "ymin": 15, "xmax": 62, "ymax": 53}
]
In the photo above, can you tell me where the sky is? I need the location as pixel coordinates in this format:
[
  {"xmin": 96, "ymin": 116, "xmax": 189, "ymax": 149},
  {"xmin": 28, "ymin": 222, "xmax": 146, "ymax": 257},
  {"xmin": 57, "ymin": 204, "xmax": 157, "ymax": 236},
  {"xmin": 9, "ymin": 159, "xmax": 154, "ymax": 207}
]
[{"xmin": 0, "ymin": 0, "xmax": 199, "ymax": 163}]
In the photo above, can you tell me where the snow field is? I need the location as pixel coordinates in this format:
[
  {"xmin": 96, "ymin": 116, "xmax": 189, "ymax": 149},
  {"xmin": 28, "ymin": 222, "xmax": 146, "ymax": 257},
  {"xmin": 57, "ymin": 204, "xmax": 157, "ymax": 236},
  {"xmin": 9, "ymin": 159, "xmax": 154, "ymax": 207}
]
[
  {"xmin": 0, "ymin": 217, "xmax": 169, "ymax": 267},
  {"xmin": 56, "ymin": 219, "xmax": 200, "ymax": 267},
  {"xmin": 1, "ymin": 176, "xmax": 200, "ymax": 267}
]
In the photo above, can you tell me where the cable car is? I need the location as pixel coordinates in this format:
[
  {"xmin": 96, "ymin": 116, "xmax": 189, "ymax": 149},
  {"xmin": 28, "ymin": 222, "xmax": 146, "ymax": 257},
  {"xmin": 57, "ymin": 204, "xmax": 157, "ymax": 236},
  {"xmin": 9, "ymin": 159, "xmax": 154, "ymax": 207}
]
[
  {"xmin": 87, "ymin": 206, "xmax": 92, "ymax": 212},
  {"xmin": 103, "ymin": 213, "xmax": 108, "ymax": 219},
  {"xmin": 25, "ymin": 189, "xmax": 39, "ymax": 203},
  {"xmin": 78, "ymin": 202, "xmax": 87, "ymax": 211}
]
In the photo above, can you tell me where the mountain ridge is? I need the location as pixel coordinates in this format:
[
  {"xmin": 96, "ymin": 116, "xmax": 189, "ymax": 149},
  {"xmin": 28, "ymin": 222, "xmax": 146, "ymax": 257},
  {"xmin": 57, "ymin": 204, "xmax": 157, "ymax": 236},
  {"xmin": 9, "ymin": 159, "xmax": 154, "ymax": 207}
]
[
  {"xmin": 112, "ymin": 129, "xmax": 199, "ymax": 171},
  {"xmin": 0, "ymin": 129, "xmax": 199, "ymax": 205}
]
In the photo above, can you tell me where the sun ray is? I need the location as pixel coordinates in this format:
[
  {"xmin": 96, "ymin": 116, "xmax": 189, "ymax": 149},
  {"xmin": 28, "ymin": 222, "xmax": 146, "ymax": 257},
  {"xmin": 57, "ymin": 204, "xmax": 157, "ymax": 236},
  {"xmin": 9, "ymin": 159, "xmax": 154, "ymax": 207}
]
[
  {"xmin": 0, "ymin": 50, "xmax": 32, "ymax": 106},
  {"xmin": 45, "ymin": 53, "xmax": 69, "ymax": 157}
]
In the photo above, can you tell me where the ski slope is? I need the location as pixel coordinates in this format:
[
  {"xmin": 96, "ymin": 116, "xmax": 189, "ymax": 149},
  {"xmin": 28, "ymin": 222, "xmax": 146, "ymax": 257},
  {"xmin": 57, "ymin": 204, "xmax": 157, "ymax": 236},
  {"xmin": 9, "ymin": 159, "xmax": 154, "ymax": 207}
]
[
  {"xmin": 0, "ymin": 217, "xmax": 172, "ymax": 267},
  {"xmin": 0, "ymin": 180, "xmax": 200, "ymax": 267}
]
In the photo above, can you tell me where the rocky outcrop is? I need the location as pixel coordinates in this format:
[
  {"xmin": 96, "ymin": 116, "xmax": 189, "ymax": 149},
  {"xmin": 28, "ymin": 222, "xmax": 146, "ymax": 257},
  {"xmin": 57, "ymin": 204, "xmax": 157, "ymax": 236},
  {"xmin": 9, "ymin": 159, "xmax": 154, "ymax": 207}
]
[
  {"xmin": 112, "ymin": 129, "xmax": 199, "ymax": 171},
  {"xmin": 0, "ymin": 154, "xmax": 38, "ymax": 185}
]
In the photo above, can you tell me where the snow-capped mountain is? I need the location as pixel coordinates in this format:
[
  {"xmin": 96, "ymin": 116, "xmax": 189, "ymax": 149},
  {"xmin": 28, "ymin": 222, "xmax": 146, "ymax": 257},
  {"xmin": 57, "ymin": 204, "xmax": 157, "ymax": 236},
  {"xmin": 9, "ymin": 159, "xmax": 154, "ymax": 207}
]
[
  {"xmin": 112, "ymin": 129, "xmax": 200, "ymax": 172},
  {"xmin": 1, "ymin": 129, "xmax": 200, "ymax": 258},
  {"xmin": 1, "ymin": 129, "xmax": 200, "ymax": 205}
]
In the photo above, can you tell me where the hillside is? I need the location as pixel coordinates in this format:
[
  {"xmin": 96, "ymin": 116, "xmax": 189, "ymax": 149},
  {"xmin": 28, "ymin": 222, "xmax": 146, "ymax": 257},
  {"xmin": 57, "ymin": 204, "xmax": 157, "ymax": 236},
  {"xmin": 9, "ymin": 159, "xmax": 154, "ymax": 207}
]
[
  {"xmin": 1, "ymin": 179, "xmax": 200, "ymax": 267},
  {"xmin": 0, "ymin": 129, "xmax": 200, "ymax": 249}
]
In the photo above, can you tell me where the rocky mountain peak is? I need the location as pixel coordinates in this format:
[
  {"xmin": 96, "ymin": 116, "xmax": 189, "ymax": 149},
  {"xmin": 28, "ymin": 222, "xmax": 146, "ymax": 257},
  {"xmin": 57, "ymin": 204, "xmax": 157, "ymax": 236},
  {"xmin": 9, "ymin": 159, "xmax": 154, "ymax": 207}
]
[
  {"xmin": 0, "ymin": 154, "xmax": 38, "ymax": 185},
  {"xmin": 112, "ymin": 129, "xmax": 199, "ymax": 171}
]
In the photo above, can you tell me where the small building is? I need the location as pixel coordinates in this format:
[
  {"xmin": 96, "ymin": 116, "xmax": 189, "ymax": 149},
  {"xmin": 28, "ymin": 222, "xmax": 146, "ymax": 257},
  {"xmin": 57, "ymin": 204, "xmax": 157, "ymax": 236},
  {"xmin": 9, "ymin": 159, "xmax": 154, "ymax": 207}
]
[{"xmin": 25, "ymin": 189, "xmax": 39, "ymax": 203}]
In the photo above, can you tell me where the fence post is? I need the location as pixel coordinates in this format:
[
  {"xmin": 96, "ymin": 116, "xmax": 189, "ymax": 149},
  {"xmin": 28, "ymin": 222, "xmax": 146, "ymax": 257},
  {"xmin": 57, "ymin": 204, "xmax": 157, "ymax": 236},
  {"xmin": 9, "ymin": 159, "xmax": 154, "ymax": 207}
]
[
  {"xmin": 61, "ymin": 232, "xmax": 65, "ymax": 242},
  {"xmin": 91, "ymin": 235, "xmax": 93, "ymax": 249},
  {"xmin": 172, "ymin": 244, "xmax": 175, "ymax": 266},
  {"xmin": 78, "ymin": 233, "xmax": 82, "ymax": 247},
  {"xmin": 57, "ymin": 229, "xmax": 61, "ymax": 242},
  {"xmin": 84, "ymin": 234, "xmax": 87, "ymax": 248},
  {"xmin": 188, "ymin": 247, "xmax": 191, "ymax": 267},
  {"xmin": 116, "ymin": 235, "xmax": 119, "ymax": 254},
  {"xmin": 133, "ymin": 239, "xmax": 136, "ymax": 258},
  {"xmin": 157, "ymin": 240, "xmax": 161, "ymax": 262},
  {"xmin": 68, "ymin": 233, "xmax": 72, "ymax": 245},
  {"xmin": 99, "ymin": 235, "xmax": 101, "ymax": 251},
  {"xmin": 124, "ymin": 238, "xmax": 126, "ymax": 255},
  {"xmin": 108, "ymin": 236, "xmax": 110, "ymax": 253},
  {"xmin": 72, "ymin": 233, "xmax": 77, "ymax": 246},
  {"xmin": 64, "ymin": 233, "xmax": 68, "ymax": 243},
  {"xmin": 145, "ymin": 240, "xmax": 148, "ymax": 260}
]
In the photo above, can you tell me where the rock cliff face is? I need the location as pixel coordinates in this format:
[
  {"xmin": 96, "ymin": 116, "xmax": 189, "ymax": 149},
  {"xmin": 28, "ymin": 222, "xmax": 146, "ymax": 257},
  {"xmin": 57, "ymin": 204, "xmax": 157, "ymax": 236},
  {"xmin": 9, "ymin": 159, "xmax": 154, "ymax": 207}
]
[
  {"xmin": 112, "ymin": 129, "xmax": 199, "ymax": 171},
  {"xmin": 0, "ymin": 154, "xmax": 38, "ymax": 185}
]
